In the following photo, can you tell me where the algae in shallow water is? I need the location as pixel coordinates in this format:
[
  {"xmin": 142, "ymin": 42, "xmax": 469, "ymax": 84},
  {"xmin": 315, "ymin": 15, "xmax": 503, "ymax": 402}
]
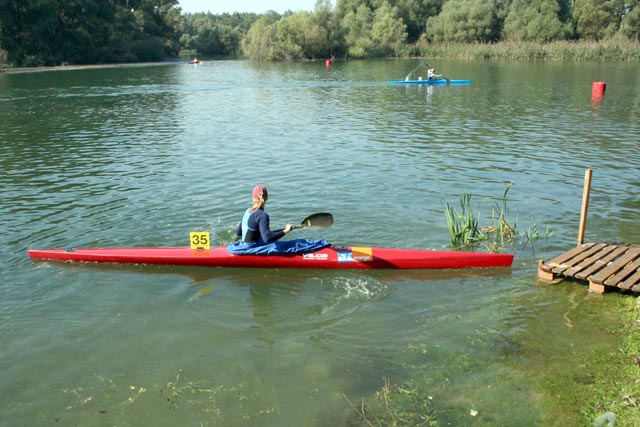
[{"xmin": 345, "ymin": 285, "xmax": 640, "ymax": 427}]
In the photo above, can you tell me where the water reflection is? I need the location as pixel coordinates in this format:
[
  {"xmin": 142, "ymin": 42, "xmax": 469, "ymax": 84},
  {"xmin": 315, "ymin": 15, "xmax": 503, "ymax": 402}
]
[
  {"xmin": 29, "ymin": 257, "xmax": 513, "ymax": 286},
  {"xmin": 591, "ymin": 94, "xmax": 604, "ymax": 110}
]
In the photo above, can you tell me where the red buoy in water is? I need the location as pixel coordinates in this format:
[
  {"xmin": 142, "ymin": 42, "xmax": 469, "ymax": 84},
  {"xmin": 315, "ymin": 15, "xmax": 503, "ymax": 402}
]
[
  {"xmin": 592, "ymin": 81, "xmax": 606, "ymax": 97},
  {"xmin": 325, "ymin": 59, "xmax": 332, "ymax": 67}
]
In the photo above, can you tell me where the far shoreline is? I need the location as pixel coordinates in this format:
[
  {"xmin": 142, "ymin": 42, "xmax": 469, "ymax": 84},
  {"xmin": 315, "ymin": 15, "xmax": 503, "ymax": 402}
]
[
  {"xmin": 0, "ymin": 61, "xmax": 178, "ymax": 75},
  {"xmin": 2, "ymin": 40, "xmax": 639, "ymax": 75}
]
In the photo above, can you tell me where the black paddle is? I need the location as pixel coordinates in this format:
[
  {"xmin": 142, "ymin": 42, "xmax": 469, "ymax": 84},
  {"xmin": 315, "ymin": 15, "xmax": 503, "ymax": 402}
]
[{"xmin": 291, "ymin": 212, "xmax": 334, "ymax": 230}]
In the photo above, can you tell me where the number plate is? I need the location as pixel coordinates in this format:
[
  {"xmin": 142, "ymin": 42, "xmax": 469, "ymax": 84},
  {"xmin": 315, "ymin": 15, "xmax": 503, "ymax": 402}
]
[{"xmin": 190, "ymin": 231, "xmax": 210, "ymax": 250}]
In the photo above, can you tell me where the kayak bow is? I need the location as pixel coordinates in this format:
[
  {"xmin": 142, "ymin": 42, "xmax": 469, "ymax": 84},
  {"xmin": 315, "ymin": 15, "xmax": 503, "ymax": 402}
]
[{"xmin": 29, "ymin": 246, "xmax": 513, "ymax": 269}]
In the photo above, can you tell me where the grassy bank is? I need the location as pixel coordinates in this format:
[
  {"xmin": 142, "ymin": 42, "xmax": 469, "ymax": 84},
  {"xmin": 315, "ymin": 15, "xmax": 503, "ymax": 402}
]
[
  {"xmin": 531, "ymin": 292, "xmax": 640, "ymax": 427},
  {"xmin": 579, "ymin": 294, "xmax": 640, "ymax": 427}
]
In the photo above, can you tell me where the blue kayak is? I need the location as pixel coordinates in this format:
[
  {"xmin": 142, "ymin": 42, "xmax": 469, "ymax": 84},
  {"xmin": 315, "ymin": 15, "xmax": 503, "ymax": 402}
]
[{"xmin": 387, "ymin": 79, "xmax": 472, "ymax": 85}]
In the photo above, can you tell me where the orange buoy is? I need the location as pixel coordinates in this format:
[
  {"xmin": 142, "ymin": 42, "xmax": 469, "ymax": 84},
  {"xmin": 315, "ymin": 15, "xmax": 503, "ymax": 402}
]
[{"xmin": 592, "ymin": 82, "xmax": 606, "ymax": 97}]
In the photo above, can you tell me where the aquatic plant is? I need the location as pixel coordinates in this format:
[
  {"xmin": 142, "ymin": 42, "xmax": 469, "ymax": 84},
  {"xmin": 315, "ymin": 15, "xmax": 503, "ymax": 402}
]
[
  {"xmin": 484, "ymin": 183, "xmax": 517, "ymax": 246},
  {"xmin": 343, "ymin": 377, "xmax": 437, "ymax": 426},
  {"xmin": 444, "ymin": 193, "xmax": 485, "ymax": 248},
  {"xmin": 444, "ymin": 183, "xmax": 551, "ymax": 251}
]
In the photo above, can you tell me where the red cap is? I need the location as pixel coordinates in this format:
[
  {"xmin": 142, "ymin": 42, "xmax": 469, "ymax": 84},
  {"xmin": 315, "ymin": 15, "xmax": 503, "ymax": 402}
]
[{"xmin": 252, "ymin": 185, "xmax": 268, "ymax": 200}]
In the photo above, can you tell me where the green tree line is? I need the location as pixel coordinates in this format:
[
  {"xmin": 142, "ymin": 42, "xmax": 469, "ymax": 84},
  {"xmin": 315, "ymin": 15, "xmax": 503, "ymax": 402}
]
[
  {"xmin": 0, "ymin": 0, "xmax": 182, "ymax": 66},
  {"xmin": 238, "ymin": 0, "xmax": 639, "ymax": 60},
  {"xmin": 1, "ymin": 0, "xmax": 639, "ymax": 66}
]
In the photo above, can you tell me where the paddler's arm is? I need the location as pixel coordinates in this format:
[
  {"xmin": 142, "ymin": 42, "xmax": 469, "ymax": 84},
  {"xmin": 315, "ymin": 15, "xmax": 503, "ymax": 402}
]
[
  {"xmin": 255, "ymin": 211, "xmax": 287, "ymax": 243},
  {"xmin": 272, "ymin": 224, "xmax": 294, "ymax": 236}
]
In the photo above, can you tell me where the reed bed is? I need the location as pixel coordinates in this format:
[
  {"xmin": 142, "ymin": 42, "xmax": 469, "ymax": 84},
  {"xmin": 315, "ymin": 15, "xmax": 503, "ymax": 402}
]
[
  {"xmin": 444, "ymin": 184, "xmax": 551, "ymax": 251},
  {"xmin": 403, "ymin": 40, "xmax": 640, "ymax": 62}
]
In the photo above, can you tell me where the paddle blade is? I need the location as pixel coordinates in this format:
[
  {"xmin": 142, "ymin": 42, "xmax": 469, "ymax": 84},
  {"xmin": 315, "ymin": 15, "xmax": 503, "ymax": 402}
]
[{"xmin": 300, "ymin": 212, "xmax": 333, "ymax": 229}]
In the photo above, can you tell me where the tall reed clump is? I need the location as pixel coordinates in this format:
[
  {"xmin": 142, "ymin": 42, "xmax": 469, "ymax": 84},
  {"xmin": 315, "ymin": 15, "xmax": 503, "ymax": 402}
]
[
  {"xmin": 485, "ymin": 183, "xmax": 517, "ymax": 248},
  {"xmin": 414, "ymin": 40, "xmax": 640, "ymax": 61},
  {"xmin": 445, "ymin": 193, "xmax": 484, "ymax": 247},
  {"xmin": 444, "ymin": 184, "xmax": 551, "ymax": 251}
]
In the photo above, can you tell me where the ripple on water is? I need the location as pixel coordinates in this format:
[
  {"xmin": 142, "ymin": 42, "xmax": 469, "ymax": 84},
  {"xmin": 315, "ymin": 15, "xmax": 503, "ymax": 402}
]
[{"xmin": 1, "ymin": 60, "xmax": 639, "ymax": 427}]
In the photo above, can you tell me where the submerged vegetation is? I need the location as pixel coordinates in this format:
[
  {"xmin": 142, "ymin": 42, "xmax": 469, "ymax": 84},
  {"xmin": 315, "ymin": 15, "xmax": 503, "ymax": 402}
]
[
  {"xmin": 345, "ymin": 289, "xmax": 640, "ymax": 427},
  {"xmin": 444, "ymin": 184, "xmax": 552, "ymax": 251},
  {"xmin": 343, "ymin": 378, "xmax": 437, "ymax": 426}
]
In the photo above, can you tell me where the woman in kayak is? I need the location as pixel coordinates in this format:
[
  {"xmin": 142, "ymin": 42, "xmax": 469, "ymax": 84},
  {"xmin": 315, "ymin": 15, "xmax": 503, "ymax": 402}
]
[
  {"xmin": 236, "ymin": 185, "xmax": 293, "ymax": 244},
  {"xmin": 427, "ymin": 68, "xmax": 442, "ymax": 80}
]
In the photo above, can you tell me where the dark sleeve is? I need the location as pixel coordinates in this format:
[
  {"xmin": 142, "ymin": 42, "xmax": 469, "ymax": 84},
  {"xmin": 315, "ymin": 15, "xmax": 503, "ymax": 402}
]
[
  {"xmin": 236, "ymin": 221, "xmax": 242, "ymax": 237},
  {"xmin": 254, "ymin": 210, "xmax": 285, "ymax": 243}
]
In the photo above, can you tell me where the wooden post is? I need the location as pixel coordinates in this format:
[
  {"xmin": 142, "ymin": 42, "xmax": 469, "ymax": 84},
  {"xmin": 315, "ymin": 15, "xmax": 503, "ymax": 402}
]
[
  {"xmin": 588, "ymin": 279, "xmax": 606, "ymax": 294},
  {"xmin": 577, "ymin": 169, "xmax": 592, "ymax": 245}
]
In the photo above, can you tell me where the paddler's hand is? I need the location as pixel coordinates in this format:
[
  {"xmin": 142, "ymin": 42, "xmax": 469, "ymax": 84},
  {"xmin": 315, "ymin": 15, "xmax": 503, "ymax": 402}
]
[{"xmin": 283, "ymin": 224, "xmax": 294, "ymax": 234}]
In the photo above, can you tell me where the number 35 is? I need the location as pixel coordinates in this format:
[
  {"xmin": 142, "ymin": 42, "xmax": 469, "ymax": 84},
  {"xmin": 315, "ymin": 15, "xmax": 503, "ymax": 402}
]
[{"xmin": 190, "ymin": 232, "xmax": 210, "ymax": 250}]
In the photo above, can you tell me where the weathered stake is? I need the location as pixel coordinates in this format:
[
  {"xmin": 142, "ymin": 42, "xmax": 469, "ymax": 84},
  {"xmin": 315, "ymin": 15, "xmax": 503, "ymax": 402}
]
[{"xmin": 577, "ymin": 169, "xmax": 592, "ymax": 245}]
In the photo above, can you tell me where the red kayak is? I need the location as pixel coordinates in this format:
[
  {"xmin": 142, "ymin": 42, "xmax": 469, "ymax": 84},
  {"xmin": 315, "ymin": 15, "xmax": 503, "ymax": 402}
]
[{"xmin": 28, "ymin": 246, "xmax": 513, "ymax": 269}]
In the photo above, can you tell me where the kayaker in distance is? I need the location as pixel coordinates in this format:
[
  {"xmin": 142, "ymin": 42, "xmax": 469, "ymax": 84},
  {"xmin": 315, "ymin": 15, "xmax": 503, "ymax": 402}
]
[
  {"xmin": 427, "ymin": 68, "xmax": 442, "ymax": 80},
  {"xmin": 236, "ymin": 185, "xmax": 293, "ymax": 244}
]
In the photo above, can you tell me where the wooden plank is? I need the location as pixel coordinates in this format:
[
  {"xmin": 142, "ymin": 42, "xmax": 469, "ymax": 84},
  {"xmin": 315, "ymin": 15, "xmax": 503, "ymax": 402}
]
[
  {"xmin": 553, "ymin": 244, "xmax": 616, "ymax": 276},
  {"xmin": 568, "ymin": 244, "xmax": 616, "ymax": 275},
  {"xmin": 574, "ymin": 245, "xmax": 626, "ymax": 280},
  {"xmin": 618, "ymin": 268, "xmax": 640, "ymax": 290},
  {"xmin": 590, "ymin": 247, "xmax": 640, "ymax": 285},
  {"xmin": 561, "ymin": 243, "xmax": 610, "ymax": 276},
  {"xmin": 545, "ymin": 243, "xmax": 595, "ymax": 270},
  {"xmin": 605, "ymin": 257, "xmax": 640, "ymax": 287},
  {"xmin": 617, "ymin": 249, "xmax": 640, "ymax": 290}
]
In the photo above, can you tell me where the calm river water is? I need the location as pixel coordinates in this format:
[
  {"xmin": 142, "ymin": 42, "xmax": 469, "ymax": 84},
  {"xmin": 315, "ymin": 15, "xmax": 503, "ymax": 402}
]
[{"xmin": 1, "ymin": 59, "xmax": 639, "ymax": 426}]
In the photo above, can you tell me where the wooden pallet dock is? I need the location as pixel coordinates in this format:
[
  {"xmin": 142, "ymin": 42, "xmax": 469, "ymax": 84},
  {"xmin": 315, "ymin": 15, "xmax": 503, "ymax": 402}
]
[{"xmin": 538, "ymin": 243, "xmax": 640, "ymax": 294}]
